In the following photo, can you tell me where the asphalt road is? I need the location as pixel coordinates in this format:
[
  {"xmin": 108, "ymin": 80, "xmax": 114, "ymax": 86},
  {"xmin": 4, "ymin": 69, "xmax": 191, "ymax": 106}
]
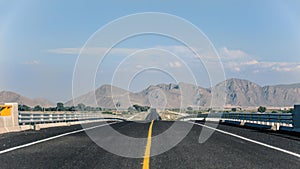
[
  {"xmin": 145, "ymin": 108, "xmax": 162, "ymax": 121},
  {"xmin": 0, "ymin": 121, "xmax": 299, "ymax": 169}
]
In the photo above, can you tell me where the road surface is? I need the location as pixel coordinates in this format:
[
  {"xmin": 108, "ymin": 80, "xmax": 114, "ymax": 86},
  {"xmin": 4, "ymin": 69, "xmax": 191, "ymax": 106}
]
[
  {"xmin": 145, "ymin": 108, "xmax": 162, "ymax": 121},
  {"xmin": 0, "ymin": 121, "xmax": 299, "ymax": 169}
]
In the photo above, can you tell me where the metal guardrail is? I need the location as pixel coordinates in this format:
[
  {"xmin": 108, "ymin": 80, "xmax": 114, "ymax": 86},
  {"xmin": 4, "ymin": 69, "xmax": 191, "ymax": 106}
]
[
  {"xmin": 180, "ymin": 112, "xmax": 293, "ymax": 123},
  {"xmin": 178, "ymin": 112, "xmax": 295, "ymax": 130},
  {"xmin": 18, "ymin": 112, "xmax": 125, "ymax": 125},
  {"xmin": 221, "ymin": 113, "xmax": 293, "ymax": 124}
]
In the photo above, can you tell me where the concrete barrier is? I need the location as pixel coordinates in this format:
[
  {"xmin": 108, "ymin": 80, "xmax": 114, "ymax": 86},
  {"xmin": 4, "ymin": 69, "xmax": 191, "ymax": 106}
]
[{"xmin": 0, "ymin": 103, "xmax": 32, "ymax": 134}]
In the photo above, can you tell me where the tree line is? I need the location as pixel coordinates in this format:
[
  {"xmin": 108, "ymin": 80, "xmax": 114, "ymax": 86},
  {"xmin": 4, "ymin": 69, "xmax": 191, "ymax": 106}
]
[
  {"xmin": 18, "ymin": 103, "xmax": 151, "ymax": 112},
  {"xmin": 18, "ymin": 103, "xmax": 102, "ymax": 112}
]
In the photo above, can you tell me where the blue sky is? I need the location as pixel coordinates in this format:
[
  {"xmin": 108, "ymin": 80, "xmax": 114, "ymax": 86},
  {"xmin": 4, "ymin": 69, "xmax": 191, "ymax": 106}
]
[{"xmin": 1, "ymin": 0, "xmax": 300, "ymax": 102}]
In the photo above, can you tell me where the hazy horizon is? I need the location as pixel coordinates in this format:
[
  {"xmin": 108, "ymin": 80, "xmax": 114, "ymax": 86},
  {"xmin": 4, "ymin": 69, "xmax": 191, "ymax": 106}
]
[{"xmin": 2, "ymin": 77, "xmax": 300, "ymax": 103}]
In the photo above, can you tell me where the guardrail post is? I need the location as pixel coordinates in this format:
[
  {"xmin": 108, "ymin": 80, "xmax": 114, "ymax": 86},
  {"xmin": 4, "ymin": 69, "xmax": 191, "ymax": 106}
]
[
  {"xmin": 41, "ymin": 114, "xmax": 44, "ymax": 123},
  {"xmin": 292, "ymin": 105, "xmax": 300, "ymax": 131},
  {"xmin": 30, "ymin": 113, "xmax": 34, "ymax": 123}
]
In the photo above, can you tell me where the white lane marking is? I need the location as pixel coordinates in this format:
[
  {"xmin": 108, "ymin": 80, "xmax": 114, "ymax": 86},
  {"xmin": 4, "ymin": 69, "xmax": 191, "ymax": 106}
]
[
  {"xmin": 0, "ymin": 122, "xmax": 118, "ymax": 155},
  {"xmin": 127, "ymin": 113, "xmax": 141, "ymax": 120},
  {"xmin": 189, "ymin": 121, "xmax": 300, "ymax": 158}
]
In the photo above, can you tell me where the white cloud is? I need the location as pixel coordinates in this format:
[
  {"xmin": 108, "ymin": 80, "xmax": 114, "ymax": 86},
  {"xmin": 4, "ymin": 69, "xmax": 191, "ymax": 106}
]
[
  {"xmin": 233, "ymin": 67, "xmax": 241, "ymax": 72},
  {"xmin": 48, "ymin": 45, "xmax": 198, "ymax": 58},
  {"xmin": 268, "ymin": 62, "xmax": 300, "ymax": 72},
  {"xmin": 253, "ymin": 70, "xmax": 260, "ymax": 74},
  {"xmin": 169, "ymin": 61, "xmax": 182, "ymax": 68},
  {"xmin": 219, "ymin": 47, "xmax": 250, "ymax": 60},
  {"xmin": 48, "ymin": 47, "xmax": 139, "ymax": 56},
  {"xmin": 155, "ymin": 45, "xmax": 191, "ymax": 54},
  {"xmin": 220, "ymin": 47, "xmax": 300, "ymax": 73},
  {"xmin": 244, "ymin": 60, "xmax": 259, "ymax": 65},
  {"xmin": 47, "ymin": 48, "xmax": 80, "ymax": 54},
  {"xmin": 48, "ymin": 46, "xmax": 300, "ymax": 74},
  {"xmin": 22, "ymin": 60, "xmax": 40, "ymax": 65},
  {"xmin": 135, "ymin": 65, "xmax": 143, "ymax": 69}
]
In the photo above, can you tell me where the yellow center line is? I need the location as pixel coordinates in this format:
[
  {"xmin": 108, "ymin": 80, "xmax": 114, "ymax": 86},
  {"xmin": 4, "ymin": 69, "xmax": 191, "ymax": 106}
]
[{"xmin": 142, "ymin": 120, "xmax": 154, "ymax": 169}]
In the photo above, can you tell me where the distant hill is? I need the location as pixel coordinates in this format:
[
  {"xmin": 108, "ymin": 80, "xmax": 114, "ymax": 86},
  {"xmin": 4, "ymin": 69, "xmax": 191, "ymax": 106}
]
[
  {"xmin": 0, "ymin": 91, "xmax": 55, "ymax": 107},
  {"xmin": 213, "ymin": 78, "xmax": 267, "ymax": 107},
  {"xmin": 68, "ymin": 84, "xmax": 133, "ymax": 108},
  {"xmin": 3, "ymin": 78, "xmax": 300, "ymax": 108},
  {"xmin": 65, "ymin": 83, "xmax": 212, "ymax": 108},
  {"xmin": 66, "ymin": 78, "xmax": 300, "ymax": 108}
]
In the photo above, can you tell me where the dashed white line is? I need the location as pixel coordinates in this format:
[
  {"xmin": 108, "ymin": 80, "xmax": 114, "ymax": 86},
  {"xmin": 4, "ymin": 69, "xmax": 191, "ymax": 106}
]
[
  {"xmin": 0, "ymin": 122, "xmax": 118, "ymax": 155},
  {"xmin": 189, "ymin": 121, "xmax": 300, "ymax": 158}
]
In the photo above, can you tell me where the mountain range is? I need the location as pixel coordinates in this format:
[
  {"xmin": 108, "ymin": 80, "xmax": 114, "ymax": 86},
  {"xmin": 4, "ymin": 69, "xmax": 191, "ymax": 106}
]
[
  {"xmin": 0, "ymin": 91, "xmax": 55, "ymax": 107},
  {"xmin": 66, "ymin": 78, "xmax": 300, "ymax": 108},
  {"xmin": 1, "ymin": 78, "xmax": 300, "ymax": 108}
]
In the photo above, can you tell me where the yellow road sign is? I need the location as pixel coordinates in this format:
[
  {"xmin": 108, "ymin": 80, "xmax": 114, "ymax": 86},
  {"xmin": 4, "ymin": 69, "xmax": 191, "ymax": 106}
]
[{"xmin": 0, "ymin": 105, "xmax": 12, "ymax": 116}]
